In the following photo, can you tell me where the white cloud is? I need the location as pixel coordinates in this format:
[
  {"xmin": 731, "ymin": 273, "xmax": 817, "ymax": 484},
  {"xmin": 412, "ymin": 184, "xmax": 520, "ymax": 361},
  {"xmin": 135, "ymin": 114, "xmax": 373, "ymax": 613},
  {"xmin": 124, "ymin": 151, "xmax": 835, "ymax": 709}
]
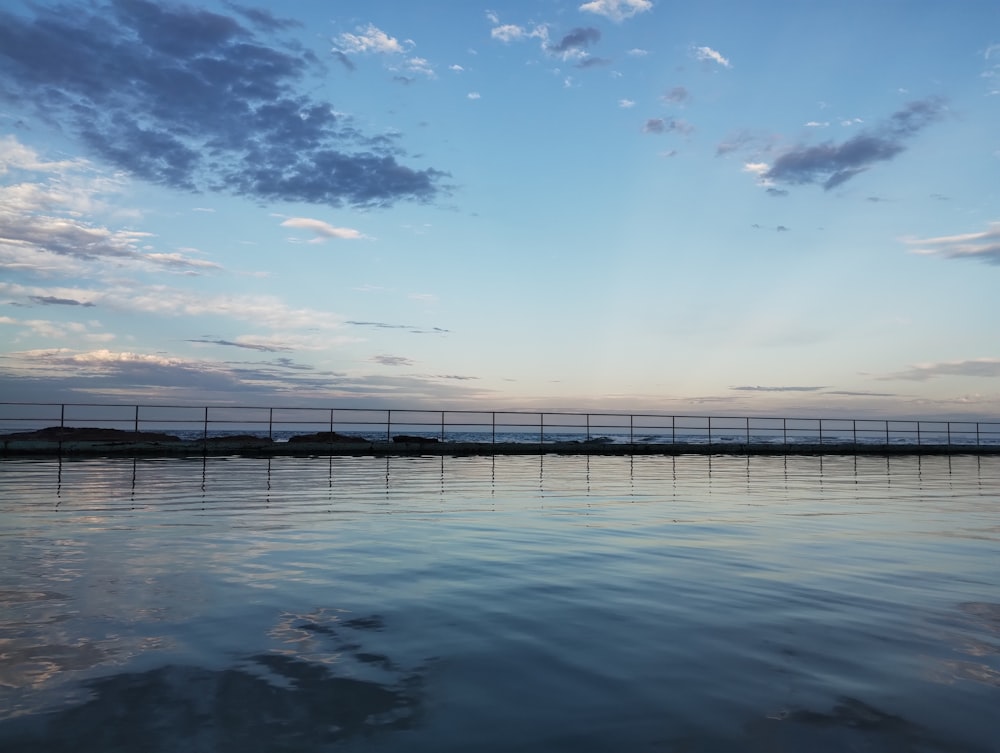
[
  {"xmin": 742, "ymin": 162, "xmax": 770, "ymax": 175},
  {"xmin": 0, "ymin": 135, "xmax": 85, "ymax": 174},
  {"xmin": 904, "ymin": 222, "xmax": 1000, "ymax": 265},
  {"xmin": 804, "ymin": 121, "xmax": 829, "ymax": 127},
  {"xmin": 145, "ymin": 253, "xmax": 223, "ymax": 271},
  {"xmin": 280, "ymin": 217, "xmax": 366, "ymax": 242},
  {"xmin": 694, "ymin": 45, "xmax": 731, "ymax": 68},
  {"xmin": 579, "ymin": 0, "xmax": 653, "ymax": 22},
  {"xmin": 618, "ymin": 98, "xmax": 636, "ymax": 108},
  {"xmin": 406, "ymin": 57, "xmax": 435, "ymax": 77},
  {"xmin": 467, "ymin": 92, "xmax": 481, "ymax": 100},
  {"xmin": 627, "ymin": 48, "xmax": 649, "ymax": 57},
  {"xmin": 449, "ymin": 64, "xmax": 464, "ymax": 72},
  {"xmin": 491, "ymin": 23, "xmax": 548, "ymax": 43},
  {"xmin": 335, "ymin": 23, "xmax": 409, "ymax": 55}
]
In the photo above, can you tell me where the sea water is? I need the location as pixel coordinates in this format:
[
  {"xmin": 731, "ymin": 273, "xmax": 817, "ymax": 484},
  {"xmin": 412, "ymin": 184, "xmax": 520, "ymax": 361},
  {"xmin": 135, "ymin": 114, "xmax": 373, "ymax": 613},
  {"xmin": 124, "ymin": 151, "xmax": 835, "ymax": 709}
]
[{"xmin": 0, "ymin": 453, "xmax": 997, "ymax": 752}]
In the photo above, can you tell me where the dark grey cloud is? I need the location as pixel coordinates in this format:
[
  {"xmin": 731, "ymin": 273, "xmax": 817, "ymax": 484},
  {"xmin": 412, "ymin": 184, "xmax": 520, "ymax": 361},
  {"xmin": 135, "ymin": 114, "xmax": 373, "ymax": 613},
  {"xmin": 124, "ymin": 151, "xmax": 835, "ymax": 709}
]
[
  {"xmin": 332, "ymin": 50, "xmax": 356, "ymax": 72},
  {"xmin": 575, "ymin": 57, "xmax": 612, "ymax": 69},
  {"xmin": 30, "ymin": 295, "xmax": 96, "ymax": 307},
  {"xmin": 662, "ymin": 86, "xmax": 690, "ymax": 105},
  {"xmin": 549, "ymin": 27, "xmax": 601, "ymax": 54},
  {"xmin": 766, "ymin": 187, "xmax": 788, "ymax": 197},
  {"xmin": 187, "ymin": 338, "xmax": 292, "ymax": 352},
  {"xmin": 825, "ymin": 390, "xmax": 897, "ymax": 397},
  {"xmin": 764, "ymin": 98, "xmax": 946, "ymax": 190},
  {"xmin": 346, "ymin": 320, "xmax": 450, "ymax": 335},
  {"xmin": 642, "ymin": 118, "xmax": 692, "ymax": 135},
  {"xmin": 223, "ymin": 2, "xmax": 301, "ymax": 31},
  {"xmin": 730, "ymin": 385, "xmax": 827, "ymax": 392},
  {"xmin": 0, "ymin": 0, "xmax": 446, "ymax": 207},
  {"xmin": 372, "ymin": 355, "xmax": 414, "ymax": 367}
]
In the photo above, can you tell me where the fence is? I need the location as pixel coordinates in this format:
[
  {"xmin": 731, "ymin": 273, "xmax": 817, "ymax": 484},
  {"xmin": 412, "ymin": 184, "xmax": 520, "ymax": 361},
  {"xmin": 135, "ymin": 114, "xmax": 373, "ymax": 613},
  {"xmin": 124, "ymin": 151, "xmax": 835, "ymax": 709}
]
[{"xmin": 2, "ymin": 402, "xmax": 999, "ymax": 449}]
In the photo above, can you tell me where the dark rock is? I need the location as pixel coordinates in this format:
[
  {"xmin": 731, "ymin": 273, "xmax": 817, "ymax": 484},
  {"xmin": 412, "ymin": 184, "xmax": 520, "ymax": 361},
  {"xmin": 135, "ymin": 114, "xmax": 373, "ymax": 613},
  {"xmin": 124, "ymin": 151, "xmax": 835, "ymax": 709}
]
[
  {"xmin": 287, "ymin": 431, "xmax": 360, "ymax": 444},
  {"xmin": 392, "ymin": 435, "xmax": 439, "ymax": 444},
  {"xmin": 2, "ymin": 426, "xmax": 180, "ymax": 442}
]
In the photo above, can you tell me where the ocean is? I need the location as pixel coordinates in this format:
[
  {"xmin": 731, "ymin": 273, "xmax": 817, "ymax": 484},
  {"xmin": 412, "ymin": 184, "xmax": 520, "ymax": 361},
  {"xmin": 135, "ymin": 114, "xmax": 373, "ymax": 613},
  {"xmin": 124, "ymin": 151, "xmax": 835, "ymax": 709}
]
[{"xmin": 0, "ymin": 453, "xmax": 997, "ymax": 752}]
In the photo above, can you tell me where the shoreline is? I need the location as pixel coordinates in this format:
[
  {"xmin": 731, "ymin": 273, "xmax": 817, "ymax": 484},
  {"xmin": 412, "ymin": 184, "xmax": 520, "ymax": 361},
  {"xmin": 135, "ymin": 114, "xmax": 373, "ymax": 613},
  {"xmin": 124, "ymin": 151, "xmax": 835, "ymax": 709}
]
[{"xmin": 3, "ymin": 435, "xmax": 998, "ymax": 458}]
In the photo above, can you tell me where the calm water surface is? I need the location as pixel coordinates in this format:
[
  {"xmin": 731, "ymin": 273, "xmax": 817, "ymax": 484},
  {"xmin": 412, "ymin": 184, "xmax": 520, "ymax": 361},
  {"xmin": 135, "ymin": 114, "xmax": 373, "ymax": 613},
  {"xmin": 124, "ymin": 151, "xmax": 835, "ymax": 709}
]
[{"xmin": 0, "ymin": 454, "xmax": 998, "ymax": 752}]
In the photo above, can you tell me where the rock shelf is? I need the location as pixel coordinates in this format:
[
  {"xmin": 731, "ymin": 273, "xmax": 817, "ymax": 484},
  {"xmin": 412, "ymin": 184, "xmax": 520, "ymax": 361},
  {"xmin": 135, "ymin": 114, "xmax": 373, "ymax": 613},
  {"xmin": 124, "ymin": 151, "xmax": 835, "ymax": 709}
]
[{"xmin": 2, "ymin": 426, "xmax": 997, "ymax": 458}]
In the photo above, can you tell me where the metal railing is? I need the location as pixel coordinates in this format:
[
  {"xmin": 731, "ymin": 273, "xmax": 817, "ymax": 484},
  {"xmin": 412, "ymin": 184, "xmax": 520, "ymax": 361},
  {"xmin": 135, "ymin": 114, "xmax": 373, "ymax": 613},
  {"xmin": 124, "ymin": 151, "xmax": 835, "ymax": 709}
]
[{"xmin": 1, "ymin": 402, "xmax": 999, "ymax": 448}]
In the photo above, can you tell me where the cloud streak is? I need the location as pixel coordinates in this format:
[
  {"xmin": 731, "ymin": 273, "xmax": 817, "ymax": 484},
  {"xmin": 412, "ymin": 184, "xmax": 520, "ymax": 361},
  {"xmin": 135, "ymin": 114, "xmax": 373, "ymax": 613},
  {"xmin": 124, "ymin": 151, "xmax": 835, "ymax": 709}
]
[
  {"xmin": 905, "ymin": 222, "xmax": 1000, "ymax": 265},
  {"xmin": 884, "ymin": 358, "xmax": 1000, "ymax": 381},
  {"xmin": 763, "ymin": 98, "xmax": 946, "ymax": 190},
  {"xmin": 0, "ymin": 1, "xmax": 446, "ymax": 207},
  {"xmin": 280, "ymin": 217, "xmax": 366, "ymax": 242}
]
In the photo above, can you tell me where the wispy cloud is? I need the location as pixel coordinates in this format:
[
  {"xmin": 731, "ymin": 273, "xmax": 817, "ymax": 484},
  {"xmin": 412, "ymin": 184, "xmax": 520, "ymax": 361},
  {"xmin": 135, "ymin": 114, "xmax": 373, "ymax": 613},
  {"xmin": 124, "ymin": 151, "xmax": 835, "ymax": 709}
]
[
  {"xmin": 883, "ymin": 358, "xmax": 1000, "ymax": 381},
  {"xmin": 730, "ymin": 385, "xmax": 827, "ymax": 392},
  {"xmin": 905, "ymin": 222, "xmax": 1000, "ymax": 265},
  {"xmin": 186, "ymin": 338, "xmax": 293, "ymax": 353},
  {"xmin": 280, "ymin": 217, "xmax": 366, "ymax": 242},
  {"xmin": 761, "ymin": 98, "xmax": 946, "ymax": 190},
  {"xmin": 490, "ymin": 22, "xmax": 547, "ymax": 43},
  {"xmin": 693, "ymin": 46, "xmax": 731, "ymax": 68},
  {"xmin": 662, "ymin": 86, "xmax": 690, "ymax": 105},
  {"xmin": 0, "ymin": 3, "xmax": 445, "ymax": 207},
  {"xmin": 579, "ymin": 0, "xmax": 653, "ymax": 22},
  {"xmin": 346, "ymin": 320, "xmax": 450, "ymax": 335}
]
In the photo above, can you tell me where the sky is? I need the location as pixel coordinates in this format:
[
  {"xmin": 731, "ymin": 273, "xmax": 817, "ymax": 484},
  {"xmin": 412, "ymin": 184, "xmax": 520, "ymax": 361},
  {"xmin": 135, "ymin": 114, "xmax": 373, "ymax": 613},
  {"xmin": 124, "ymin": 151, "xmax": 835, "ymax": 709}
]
[{"xmin": 1, "ymin": 0, "xmax": 999, "ymax": 420}]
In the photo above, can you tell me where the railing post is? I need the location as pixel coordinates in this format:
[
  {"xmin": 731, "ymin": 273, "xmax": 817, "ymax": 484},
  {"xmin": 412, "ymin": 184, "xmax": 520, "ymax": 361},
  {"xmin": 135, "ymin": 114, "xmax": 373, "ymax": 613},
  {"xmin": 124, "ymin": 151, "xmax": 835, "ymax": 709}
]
[
  {"xmin": 586, "ymin": 413, "xmax": 590, "ymax": 442},
  {"xmin": 492, "ymin": 412, "xmax": 496, "ymax": 445},
  {"xmin": 329, "ymin": 408, "xmax": 334, "ymax": 435},
  {"xmin": 441, "ymin": 411, "xmax": 445, "ymax": 441},
  {"xmin": 268, "ymin": 407, "xmax": 273, "ymax": 440},
  {"xmin": 819, "ymin": 418, "xmax": 823, "ymax": 446},
  {"xmin": 852, "ymin": 419, "xmax": 857, "ymax": 447},
  {"xmin": 203, "ymin": 406, "xmax": 208, "ymax": 441},
  {"xmin": 885, "ymin": 421, "xmax": 890, "ymax": 446},
  {"xmin": 782, "ymin": 417, "xmax": 787, "ymax": 447},
  {"xmin": 707, "ymin": 416, "xmax": 712, "ymax": 446},
  {"xmin": 671, "ymin": 415, "xmax": 676, "ymax": 445},
  {"xmin": 745, "ymin": 416, "xmax": 750, "ymax": 445},
  {"xmin": 630, "ymin": 414, "xmax": 634, "ymax": 446},
  {"xmin": 134, "ymin": 404, "xmax": 139, "ymax": 433},
  {"xmin": 540, "ymin": 413, "xmax": 544, "ymax": 445},
  {"xmin": 947, "ymin": 421, "xmax": 951, "ymax": 446},
  {"xmin": 60, "ymin": 403, "xmax": 65, "ymax": 429},
  {"xmin": 917, "ymin": 421, "xmax": 921, "ymax": 446},
  {"xmin": 387, "ymin": 410, "xmax": 392, "ymax": 442},
  {"xmin": 976, "ymin": 422, "xmax": 980, "ymax": 448}
]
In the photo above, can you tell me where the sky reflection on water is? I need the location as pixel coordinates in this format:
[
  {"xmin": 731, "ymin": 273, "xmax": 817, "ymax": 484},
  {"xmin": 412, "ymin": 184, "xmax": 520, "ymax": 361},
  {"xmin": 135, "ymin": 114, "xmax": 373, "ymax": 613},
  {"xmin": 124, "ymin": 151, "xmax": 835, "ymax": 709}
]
[{"xmin": 0, "ymin": 454, "xmax": 998, "ymax": 751}]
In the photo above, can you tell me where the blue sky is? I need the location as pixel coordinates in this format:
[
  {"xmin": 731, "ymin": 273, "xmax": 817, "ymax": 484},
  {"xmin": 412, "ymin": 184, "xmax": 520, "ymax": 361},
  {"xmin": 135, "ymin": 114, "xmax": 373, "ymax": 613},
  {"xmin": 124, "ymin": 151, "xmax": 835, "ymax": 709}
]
[{"xmin": 1, "ymin": 0, "xmax": 998, "ymax": 418}]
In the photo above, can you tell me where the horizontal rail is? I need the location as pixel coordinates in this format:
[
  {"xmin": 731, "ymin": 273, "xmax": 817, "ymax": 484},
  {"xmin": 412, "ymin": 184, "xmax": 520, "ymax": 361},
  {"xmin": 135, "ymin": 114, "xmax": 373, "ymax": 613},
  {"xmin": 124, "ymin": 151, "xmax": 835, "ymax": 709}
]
[{"xmin": 1, "ymin": 402, "xmax": 999, "ymax": 449}]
